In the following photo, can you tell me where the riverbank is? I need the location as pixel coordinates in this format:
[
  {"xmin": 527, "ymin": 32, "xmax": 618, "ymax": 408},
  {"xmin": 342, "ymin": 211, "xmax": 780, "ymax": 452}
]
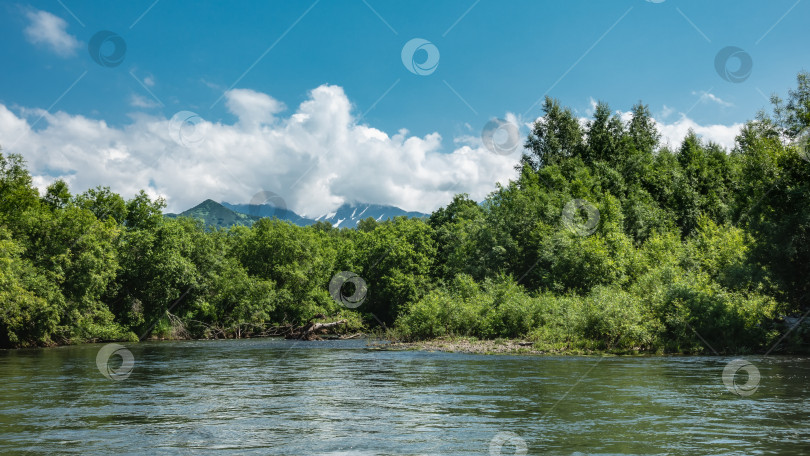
[
  {"xmin": 8, "ymin": 327, "xmax": 806, "ymax": 356},
  {"xmin": 371, "ymin": 335, "xmax": 810, "ymax": 356},
  {"xmin": 369, "ymin": 336, "xmax": 652, "ymax": 356}
]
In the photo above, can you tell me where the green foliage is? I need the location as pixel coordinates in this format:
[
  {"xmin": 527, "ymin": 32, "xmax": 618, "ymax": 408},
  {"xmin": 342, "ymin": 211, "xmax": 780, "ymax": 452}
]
[
  {"xmin": 354, "ymin": 217, "xmax": 436, "ymax": 323},
  {"xmin": 655, "ymin": 271, "xmax": 779, "ymax": 353},
  {"xmin": 0, "ymin": 228, "xmax": 60, "ymax": 347},
  {"xmin": 43, "ymin": 180, "xmax": 71, "ymax": 210},
  {"xmin": 584, "ymin": 101, "xmax": 625, "ymax": 165},
  {"xmin": 627, "ymin": 102, "xmax": 661, "ymax": 155},
  {"xmin": 232, "ymin": 217, "xmax": 338, "ymax": 324},
  {"xmin": 397, "ymin": 275, "xmax": 658, "ymax": 352},
  {"xmin": 74, "ymin": 186, "xmax": 128, "ymax": 224},
  {"xmin": 523, "ymin": 97, "xmax": 584, "ymax": 169},
  {"xmin": 125, "ymin": 190, "xmax": 165, "ymax": 231},
  {"xmin": 395, "ymin": 275, "xmax": 507, "ymax": 341},
  {"xmin": 110, "ymin": 217, "xmax": 200, "ymax": 333},
  {"xmin": 427, "ymin": 193, "xmax": 484, "ymax": 281},
  {"xmin": 580, "ymin": 286, "xmax": 659, "ymax": 351},
  {"xmin": 0, "ymin": 153, "xmax": 40, "ymax": 227}
]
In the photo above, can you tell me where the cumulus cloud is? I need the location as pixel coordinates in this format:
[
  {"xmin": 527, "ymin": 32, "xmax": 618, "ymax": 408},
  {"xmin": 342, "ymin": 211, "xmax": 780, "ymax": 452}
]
[
  {"xmin": 225, "ymin": 88, "xmax": 286, "ymax": 129},
  {"xmin": 0, "ymin": 85, "xmax": 519, "ymax": 216},
  {"xmin": 0, "ymin": 84, "xmax": 745, "ymax": 216},
  {"xmin": 23, "ymin": 9, "xmax": 80, "ymax": 57},
  {"xmin": 655, "ymin": 115, "xmax": 743, "ymax": 150}
]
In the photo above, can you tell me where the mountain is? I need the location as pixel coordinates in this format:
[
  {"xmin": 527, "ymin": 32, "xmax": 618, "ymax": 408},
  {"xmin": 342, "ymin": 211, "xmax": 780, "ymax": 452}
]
[
  {"xmin": 169, "ymin": 200, "xmax": 429, "ymax": 229},
  {"xmin": 221, "ymin": 202, "xmax": 315, "ymax": 226},
  {"xmin": 165, "ymin": 199, "xmax": 260, "ymax": 228},
  {"xmin": 309, "ymin": 202, "xmax": 428, "ymax": 228}
]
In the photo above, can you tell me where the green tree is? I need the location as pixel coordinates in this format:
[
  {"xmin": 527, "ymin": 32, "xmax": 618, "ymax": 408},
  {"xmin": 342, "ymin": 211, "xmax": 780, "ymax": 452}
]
[
  {"xmin": 0, "ymin": 228, "xmax": 61, "ymax": 347},
  {"xmin": 627, "ymin": 102, "xmax": 660, "ymax": 156},
  {"xmin": 524, "ymin": 97, "xmax": 584, "ymax": 169},
  {"xmin": 0, "ymin": 153, "xmax": 40, "ymax": 229},
  {"xmin": 125, "ymin": 190, "xmax": 165, "ymax": 230},
  {"xmin": 42, "ymin": 180, "xmax": 71, "ymax": 210},
  {"xmin": 75, "ymin": 186, "xmax": 128, "ymax": 224},
  {"xmin": 355, "ymin": 217, "xmax": 436, "ymax": 323},
  {"xmin": 584, "ymin": 101, "xmax": 625, "ymax": 165}
]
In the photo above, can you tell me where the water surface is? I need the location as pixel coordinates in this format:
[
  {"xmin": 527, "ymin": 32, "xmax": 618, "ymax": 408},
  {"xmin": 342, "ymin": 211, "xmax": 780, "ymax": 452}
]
[{"xmin": 1, "ymin": 339, "xmax": 808, "ymax": 455}]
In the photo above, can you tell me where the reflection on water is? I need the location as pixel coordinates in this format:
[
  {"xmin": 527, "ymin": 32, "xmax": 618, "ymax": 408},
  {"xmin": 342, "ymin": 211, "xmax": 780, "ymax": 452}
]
[{"xmin": 0, "ymin": 339, "xmax": 808, "ymax": 455}]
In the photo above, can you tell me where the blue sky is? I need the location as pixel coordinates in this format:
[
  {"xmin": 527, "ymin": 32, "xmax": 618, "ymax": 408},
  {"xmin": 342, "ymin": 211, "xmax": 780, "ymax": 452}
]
[{"xmin": 0, "ymin": 0, "xmax": 808, "ymax": 215}]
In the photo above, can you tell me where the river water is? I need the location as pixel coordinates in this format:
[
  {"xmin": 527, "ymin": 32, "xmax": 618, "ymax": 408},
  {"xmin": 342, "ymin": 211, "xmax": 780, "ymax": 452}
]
[{"xmin": 0, "ymin": 339, "xmax": 808, "ymax": 455}]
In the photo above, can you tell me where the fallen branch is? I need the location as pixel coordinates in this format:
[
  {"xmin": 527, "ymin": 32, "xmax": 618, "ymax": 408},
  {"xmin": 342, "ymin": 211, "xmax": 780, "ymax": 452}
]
[{"xmin": 287, "ymin": 319, "xmax": 348, "ymax": 341}]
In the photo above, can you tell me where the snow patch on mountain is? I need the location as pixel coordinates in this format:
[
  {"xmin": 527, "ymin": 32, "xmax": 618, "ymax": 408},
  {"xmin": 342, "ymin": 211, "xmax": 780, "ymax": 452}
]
[{"xmin": 314, "ymin": 203, "xmax": 427, "ymax": 228}]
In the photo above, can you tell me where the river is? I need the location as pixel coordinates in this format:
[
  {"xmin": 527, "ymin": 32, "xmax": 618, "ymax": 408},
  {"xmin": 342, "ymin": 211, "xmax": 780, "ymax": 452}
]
[{"xmin": 0, "ymin": 339, "xmax": 808, "ymax": 455}]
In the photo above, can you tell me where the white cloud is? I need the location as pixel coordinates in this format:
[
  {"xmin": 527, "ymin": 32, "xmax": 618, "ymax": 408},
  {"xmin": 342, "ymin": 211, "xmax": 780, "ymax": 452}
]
[
  {"xmin": 655, "ymin": 115, "xmax": 743, "ymax": 151},
  {"xmin": 0, "ymin": 85, "xmax": 519, "ymax": 216},
  {"xmin": 23, "ymin": 9, "xmax": 80, "ymax": 57},
  {"xmin": 129, "ymin": 94, "xmax": 160, "ymax": 109},
  {"xmin": 225, "ymin": 88, "xmax": 286, "ymax": 129}
]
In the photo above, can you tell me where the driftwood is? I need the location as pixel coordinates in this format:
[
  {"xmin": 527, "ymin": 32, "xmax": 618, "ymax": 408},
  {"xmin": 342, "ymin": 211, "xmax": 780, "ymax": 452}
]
[
  {"xmin": 286, "ymin": 318, "xmax": 348, "ymax": 341},
  {"xmin": 182, "ymin": 314, "xmax": 352, "ymax": 341}
]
